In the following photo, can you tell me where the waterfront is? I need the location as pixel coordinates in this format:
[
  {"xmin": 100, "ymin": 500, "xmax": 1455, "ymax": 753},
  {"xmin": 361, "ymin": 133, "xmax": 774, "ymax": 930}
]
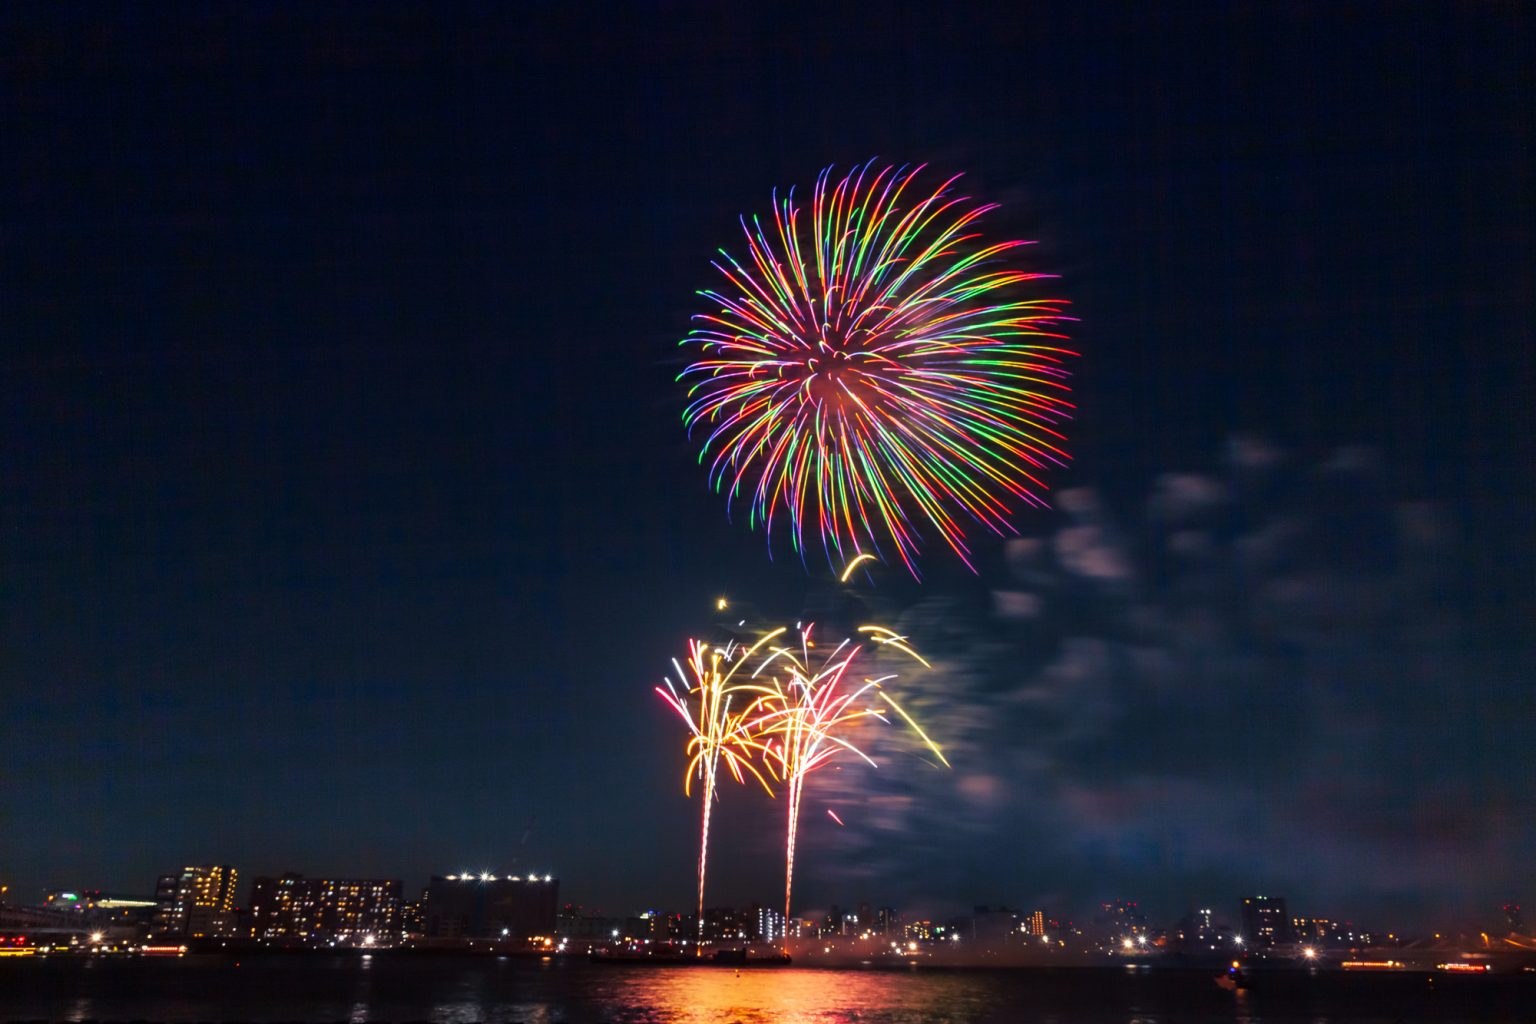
[{"xmin": 2, "ymin": 957, "xmax": 1532, "ymax": 1023}]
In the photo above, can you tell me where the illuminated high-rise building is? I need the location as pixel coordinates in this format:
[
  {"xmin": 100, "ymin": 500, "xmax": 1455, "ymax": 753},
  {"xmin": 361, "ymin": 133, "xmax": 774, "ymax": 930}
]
[
  {"xmin": 401, "ymin": 898, "xmax": 424, "ymax": 938},
  {"xmin": 247, "ymin": 874, "xmax": 401, "ymax": 947},
  {"xmin": 1292, "ymin": 916, "xmax": 1332, "ymax": 942},
  {"xmin": 702, "ymin": 905, "xmax": 750, "ymax": 942},
  {"xmin": 248, "ymin": 874, "xmax": 319, "ymax": 943},
  {"xmin": 152, "ymin": 865, "xmax": 238, "ymax": 938},
  {"xmin": 1239, "ymin": 896, "xmax": 1291, "ymax": 946},
  {"xmin": 752, "ymin": 904, "xmax": 785, "ymax": 942}
]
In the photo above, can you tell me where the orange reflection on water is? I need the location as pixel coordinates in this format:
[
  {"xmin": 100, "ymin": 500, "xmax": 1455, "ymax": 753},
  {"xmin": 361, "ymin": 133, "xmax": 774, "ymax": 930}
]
[{"xmin": 592, "ymin": 966, "xmax": 998, "ymax": 1024}]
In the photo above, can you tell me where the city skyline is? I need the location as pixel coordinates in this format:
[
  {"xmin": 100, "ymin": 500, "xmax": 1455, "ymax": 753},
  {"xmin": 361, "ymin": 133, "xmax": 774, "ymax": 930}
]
[
  {"xmin": 4, "ymin": 857, "xmax": 1524, "ymax": 942},
  {"xmin": 11, "ymin": 874, "xmax": 1534, "ymax": 989}
]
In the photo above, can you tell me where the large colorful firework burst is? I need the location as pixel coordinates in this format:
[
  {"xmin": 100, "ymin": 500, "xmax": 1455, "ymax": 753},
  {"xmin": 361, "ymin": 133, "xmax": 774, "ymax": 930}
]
[{"xmin": 680, "ymin": 162, "xmax": 1076, "ymax": 576}]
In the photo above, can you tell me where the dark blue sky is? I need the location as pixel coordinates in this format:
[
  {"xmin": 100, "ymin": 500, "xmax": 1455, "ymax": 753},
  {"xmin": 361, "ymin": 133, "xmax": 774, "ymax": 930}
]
[{"xmin": 3, "ymin": 3, "xmax": 1531, "ymax": 929}]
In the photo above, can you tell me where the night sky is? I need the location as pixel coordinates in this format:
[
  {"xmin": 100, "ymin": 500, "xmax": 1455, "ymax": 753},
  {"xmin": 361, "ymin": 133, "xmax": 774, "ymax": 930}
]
[{"xmin": 4, "ymin": 4, "xmax": 1532, "ymax": 930}]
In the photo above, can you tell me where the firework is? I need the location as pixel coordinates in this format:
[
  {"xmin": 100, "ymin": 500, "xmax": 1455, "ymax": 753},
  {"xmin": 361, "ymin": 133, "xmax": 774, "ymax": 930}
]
[
  {"xmin": 655, "ymin": 631, "xmax": 782, "ymax": 943},
  {"xmin": 748, "ymin": 624, "xmax": 948, "ymax": 933},
  {"xmin": 680, "ymin": 162, "xmax": 1075, "ymax": 575}
]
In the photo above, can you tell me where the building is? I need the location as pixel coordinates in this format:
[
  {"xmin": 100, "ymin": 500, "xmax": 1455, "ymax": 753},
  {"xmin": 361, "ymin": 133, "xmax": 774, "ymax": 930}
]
[
  {"xmin": 787, "ymin": 916, "xmax": 818, "ymax": 939},
  {"xmin": 1239, "ymin": 896, "xmax": 1291, "ymax": 947},
  {"xmin": 315, "ymin": 878, "xmax": 400, "ymax": 945},
  {"xmin": 401, "ymin": 899, "xmax": 423, "ymax": 939},
  {"xmin": 555, "ymin": 905, "xmax": 623, "ymax": 944},
  {"xmin": 1169, "ymin": 908, "xmax": 1233, "ymax": 952},
  {"xmin": 1028, "ymin": 910, "xmax": 1046, "ymax": 937},
  {"xmin": 904, "ymin": 919, "xmax": 935, "ymax": 941},
  {"xmin": 622, "ymin": 909, "xmax": 692, "ymax": 943},
  {"xmin": 1293, "ymin": 916, "xmax": 1332, "ymax": 942},
  {"xmin": 746, "ymin": 903, "xmax": 784, "ymax": 943},
  {"xmin": 702, "ymin": 905, "xmax": 750, "ymax": 942},
  {"xmin": 153, "ymin": 866, "xmax": 239, "ymax": 938},
  {"xmin": 823, "ymin": 905, "xmax": 847, "ymax": 936},
  {"xmin": 423, "ymin": 873, "xmax": 558, "ymax": 940},
  {"xmin": 248, "ymin": 875, "xmax": 318, "ymax": 943},
  {"xmin": 247, "ymin": 874, "xmax": 402, "ymax": 947}
]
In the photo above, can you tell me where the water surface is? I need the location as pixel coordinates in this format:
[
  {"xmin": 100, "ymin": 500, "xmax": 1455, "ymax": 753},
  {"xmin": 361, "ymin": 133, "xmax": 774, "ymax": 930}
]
[{"xmin": 1, "ymin": 956, "xmax": 1527, "ymax": 1023}]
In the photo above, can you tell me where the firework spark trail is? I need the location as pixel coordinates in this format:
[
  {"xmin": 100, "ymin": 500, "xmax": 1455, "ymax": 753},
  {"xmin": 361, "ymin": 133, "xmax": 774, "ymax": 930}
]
[
  {"xmin": 745, "ymin": 624, "xmax": 949, "ymax": 938},
  {"xmin": 681, "ymin": 161, "xmax": 1076, "ymax": 576},
  {"xmin": 655, "ymin": 630, "xmax": 784, "ymax": 943}
]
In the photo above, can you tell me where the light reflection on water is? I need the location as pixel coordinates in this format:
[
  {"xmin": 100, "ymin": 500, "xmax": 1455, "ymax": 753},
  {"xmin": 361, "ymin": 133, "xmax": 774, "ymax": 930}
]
[
  {"xmin": 0, "ymin": 957, "xmax": 1413, "ymax": 1024},
  {"xmin": 571, "ymin": 967, "xmax": 999, "ymax": 1023}
]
